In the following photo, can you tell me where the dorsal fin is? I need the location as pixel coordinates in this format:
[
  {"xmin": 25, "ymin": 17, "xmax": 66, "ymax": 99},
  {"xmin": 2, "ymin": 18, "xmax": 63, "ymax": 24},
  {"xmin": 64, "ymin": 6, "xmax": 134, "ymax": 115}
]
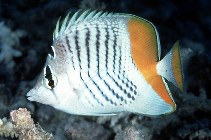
[
  {"xmin": 53, "ymin": 10, "xmax": 115, "ymax": 40},
  {"xmin": 128, "ymin": 16, "xmax": 161, "ymax": 65},
  {"xmin": 53, "ymin": 16, "xmax": 61, "ymax": 40},
  {"xmin": 128, "ymin": 16, "xmax": 161, "ymax": 79}
]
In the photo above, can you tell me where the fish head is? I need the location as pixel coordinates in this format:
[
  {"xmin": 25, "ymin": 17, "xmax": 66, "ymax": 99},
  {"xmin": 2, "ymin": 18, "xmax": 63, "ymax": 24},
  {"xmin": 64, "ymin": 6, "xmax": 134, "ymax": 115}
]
[{"xmin": 26, "ymin": 52, "xmax": 75, "ymax": 108}]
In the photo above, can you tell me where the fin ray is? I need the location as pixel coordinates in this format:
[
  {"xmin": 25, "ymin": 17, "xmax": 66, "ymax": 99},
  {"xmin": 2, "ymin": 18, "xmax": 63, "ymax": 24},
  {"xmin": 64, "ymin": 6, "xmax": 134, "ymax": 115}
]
[
  {"xmin": 149, "ymin": 76, "xmax": 176, "ymax": 108},
  {"xmin": 128, "ymin": 17, "xmax": 161, "ymax": 80},
  {"xmin": 129, "ymin": 75, "xmax": 176, "ymax": 116},
  {"xmin": 156, "ymin": 41, "xmax": 184, "ymax": 91},
  {"xmin": 53, "ymin": 10, "xmax": 117, "ymax": 39}
]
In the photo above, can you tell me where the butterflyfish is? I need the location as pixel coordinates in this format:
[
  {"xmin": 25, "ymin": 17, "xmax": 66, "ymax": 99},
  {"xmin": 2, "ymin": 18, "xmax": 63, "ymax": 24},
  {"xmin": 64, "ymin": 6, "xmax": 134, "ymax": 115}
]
[{"xmin": 26, "ymin": 10, "xmax": 183, "ymax": 116}]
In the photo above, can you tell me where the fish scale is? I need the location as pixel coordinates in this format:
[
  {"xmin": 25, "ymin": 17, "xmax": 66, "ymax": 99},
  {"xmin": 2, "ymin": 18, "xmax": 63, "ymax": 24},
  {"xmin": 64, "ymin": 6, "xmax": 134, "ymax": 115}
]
[
  {"xmin": 26, "ymin": 10, "xmax": 184, "ymax": 116},
  {"xmin": 80, "ymin": 24, "xmax": 130, "ymax": 106},
  {"xmin": 64, "ymin": 19, "xmax": 134, "ymax": 107},
  {"xmin": 65, "ymin": 18, "xmax": 137, "ymax": 107},
  {"xmin": 72, "ymin": 27, "xmax": 104, "ymax": 105}
]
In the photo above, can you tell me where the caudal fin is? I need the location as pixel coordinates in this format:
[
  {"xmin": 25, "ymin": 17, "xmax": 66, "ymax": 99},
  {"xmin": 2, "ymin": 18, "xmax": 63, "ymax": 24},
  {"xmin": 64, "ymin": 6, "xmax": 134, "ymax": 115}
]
[{"xmin": 156, "ymin": 41, "xmax": 184, "ymax": 91}]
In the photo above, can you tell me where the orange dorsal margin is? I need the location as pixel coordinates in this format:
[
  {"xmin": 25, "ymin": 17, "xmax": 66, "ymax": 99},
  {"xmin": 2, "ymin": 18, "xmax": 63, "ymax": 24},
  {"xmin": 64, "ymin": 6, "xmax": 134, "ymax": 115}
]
[
  {"xmin": 172, "ymin": 41, "xmax": 184, "ymax": 91},
  {"xmin": 128, "ymin": 17, "xmax": 175, "ymax": 108}
]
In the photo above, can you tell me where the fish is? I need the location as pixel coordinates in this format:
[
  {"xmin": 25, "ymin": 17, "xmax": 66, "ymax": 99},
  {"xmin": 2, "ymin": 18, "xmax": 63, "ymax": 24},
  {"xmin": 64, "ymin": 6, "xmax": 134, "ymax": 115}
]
[{"xmin": 26, "ymin": 10, "xmax": 183, "ymax": 116}]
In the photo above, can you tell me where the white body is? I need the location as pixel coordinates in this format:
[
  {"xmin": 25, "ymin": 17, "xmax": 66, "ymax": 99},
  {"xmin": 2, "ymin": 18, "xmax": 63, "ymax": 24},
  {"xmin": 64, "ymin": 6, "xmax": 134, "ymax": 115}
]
[{"xmin": 27, "ymin": 10, "xmax": 182, "ymax": 116}]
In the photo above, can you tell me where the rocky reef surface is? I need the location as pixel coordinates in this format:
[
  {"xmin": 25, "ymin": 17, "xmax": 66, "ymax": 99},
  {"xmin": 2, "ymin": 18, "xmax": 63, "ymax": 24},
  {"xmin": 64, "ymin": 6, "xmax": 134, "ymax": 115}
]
[{"xmin": 0, "ymin": 0, "xmax": 210, "ymax": 139}]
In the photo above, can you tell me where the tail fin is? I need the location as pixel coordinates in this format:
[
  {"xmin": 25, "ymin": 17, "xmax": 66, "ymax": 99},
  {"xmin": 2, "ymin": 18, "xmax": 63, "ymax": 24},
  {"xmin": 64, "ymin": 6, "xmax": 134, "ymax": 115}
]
[{"xmin": 156, "ymin": 41, "xmax": 184, "ymax": 91}]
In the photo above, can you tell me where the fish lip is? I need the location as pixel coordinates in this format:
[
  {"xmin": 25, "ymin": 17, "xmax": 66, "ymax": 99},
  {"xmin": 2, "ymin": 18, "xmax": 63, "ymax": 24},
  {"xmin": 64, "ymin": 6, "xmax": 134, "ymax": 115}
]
[
  {"xmin": 26, "ymin": 94, "xmax": 32, "ymax": 101},
  {"xmin": 27, "ymin": 96, "xmax": 32, "ymax": 101},
  {"xmin": 26, "ymin": 93, "xmax": 30, "ymax": 97},
  {"xmin": 26, "ymin": 90, "xmax": 34, "ymax": 101},
  {"xmin": 26, "ymin": 95, "xmax": 35, "ymax": 101}
]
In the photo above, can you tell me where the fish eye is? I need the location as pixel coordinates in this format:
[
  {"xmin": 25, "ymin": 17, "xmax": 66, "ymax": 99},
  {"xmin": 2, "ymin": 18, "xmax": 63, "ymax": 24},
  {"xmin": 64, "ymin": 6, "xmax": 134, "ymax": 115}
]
[
  {"xmin": 43, "ymin": 74, "xmax": 58, "ymax": 89},
  {"xmin": 43, "ymin": 65, "xmax": 58, "ymax": 89}
]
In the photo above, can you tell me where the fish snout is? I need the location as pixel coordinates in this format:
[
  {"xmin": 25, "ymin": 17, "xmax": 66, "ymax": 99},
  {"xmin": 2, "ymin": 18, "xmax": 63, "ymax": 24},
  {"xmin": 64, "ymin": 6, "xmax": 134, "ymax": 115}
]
[{"xmin": 26, "ymin": 89, "xmax": 35, "ymax": 101}]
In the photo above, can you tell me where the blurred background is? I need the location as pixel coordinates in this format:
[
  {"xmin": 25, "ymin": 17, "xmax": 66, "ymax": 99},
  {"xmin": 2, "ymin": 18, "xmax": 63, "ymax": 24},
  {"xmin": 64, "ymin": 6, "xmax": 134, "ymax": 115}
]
[{"xmin": 0, "ymin": 0, "xmax": 210, "ymax": 139}]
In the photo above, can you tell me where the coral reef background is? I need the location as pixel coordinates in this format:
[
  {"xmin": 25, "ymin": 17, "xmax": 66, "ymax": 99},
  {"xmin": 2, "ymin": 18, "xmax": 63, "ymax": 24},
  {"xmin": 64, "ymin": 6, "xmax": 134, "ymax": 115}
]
[{"xmin": 0, "ymin": 0, "xmax": 210, "ymax": 139}]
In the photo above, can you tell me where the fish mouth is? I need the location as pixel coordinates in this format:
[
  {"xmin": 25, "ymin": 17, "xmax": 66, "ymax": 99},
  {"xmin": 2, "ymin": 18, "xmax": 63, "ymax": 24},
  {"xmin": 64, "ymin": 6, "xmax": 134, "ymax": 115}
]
[
  {"xmin": 26, "ymin": 94, "xmax": 33, "ymax": 101},
  {"xmin": 27, "ymin": 96, "xmax": 33, "ymax": 101},
  {"xmin": 26, "ymin": 90, "xmax": 34, "ymax": 101}
]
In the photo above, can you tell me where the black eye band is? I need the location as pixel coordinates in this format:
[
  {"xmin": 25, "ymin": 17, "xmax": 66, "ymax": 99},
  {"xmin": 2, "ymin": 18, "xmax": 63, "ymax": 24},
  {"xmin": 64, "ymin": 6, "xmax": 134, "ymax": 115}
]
[
  {"xmin": 45, "ymin": 65, "xmax": 53, "ymax": 80},
  {"xmin": 45, "ymin": 65, "xmax": 55, "ymax": 89},
  {"xmin": 49, "ymin": 46, "xmax": 55, "ymax": 58}
]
